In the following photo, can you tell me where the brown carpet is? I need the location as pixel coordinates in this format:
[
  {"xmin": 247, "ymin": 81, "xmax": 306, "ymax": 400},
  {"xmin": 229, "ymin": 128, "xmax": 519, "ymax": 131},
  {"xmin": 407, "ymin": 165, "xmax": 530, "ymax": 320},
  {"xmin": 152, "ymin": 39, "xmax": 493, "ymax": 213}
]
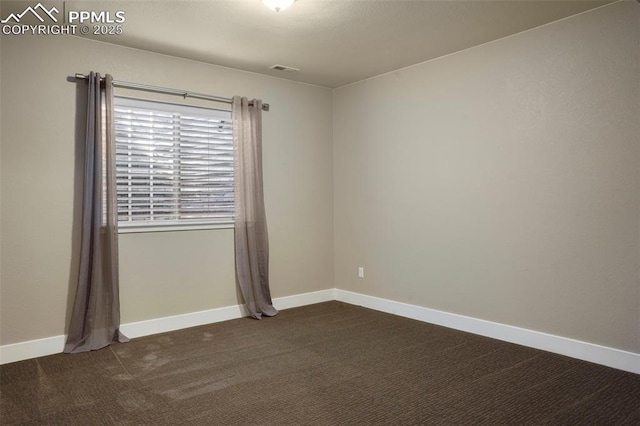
[{"xmin": 1, "ymin": 301, "xmax": 639, "ymax": 425}]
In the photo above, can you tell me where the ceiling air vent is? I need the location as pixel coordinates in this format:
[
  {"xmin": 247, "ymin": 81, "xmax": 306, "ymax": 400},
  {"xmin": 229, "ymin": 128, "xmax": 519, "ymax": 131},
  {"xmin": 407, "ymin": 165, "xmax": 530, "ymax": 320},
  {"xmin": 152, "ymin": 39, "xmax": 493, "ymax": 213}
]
[{"xmin": 270, "ymin": 64, "xmax": 300, "ymax": 72}]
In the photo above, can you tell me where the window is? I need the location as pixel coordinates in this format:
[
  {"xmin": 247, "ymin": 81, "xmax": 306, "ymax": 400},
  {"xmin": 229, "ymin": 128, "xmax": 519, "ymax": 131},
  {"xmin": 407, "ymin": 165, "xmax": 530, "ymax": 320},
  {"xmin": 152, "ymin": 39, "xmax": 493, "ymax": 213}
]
[{"xmin": 114, "ymin": 97, "xmax": 234, "ymax": 231}]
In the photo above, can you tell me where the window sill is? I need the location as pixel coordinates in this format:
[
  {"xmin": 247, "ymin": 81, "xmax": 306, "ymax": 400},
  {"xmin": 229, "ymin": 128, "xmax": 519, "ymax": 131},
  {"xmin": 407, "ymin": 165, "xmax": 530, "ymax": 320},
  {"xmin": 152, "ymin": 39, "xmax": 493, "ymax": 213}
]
[{"xmin": 118, "ymin": 222, "xmax": 234, "ymax": 234}]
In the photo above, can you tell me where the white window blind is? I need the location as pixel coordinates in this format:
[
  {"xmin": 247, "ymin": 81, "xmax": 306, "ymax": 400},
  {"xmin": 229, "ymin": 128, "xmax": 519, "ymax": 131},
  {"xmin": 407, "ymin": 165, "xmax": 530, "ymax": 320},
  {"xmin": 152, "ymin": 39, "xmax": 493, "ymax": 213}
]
[{"xmin": 114, "ymin": 97, "xmax": 234, "ymax": 228}]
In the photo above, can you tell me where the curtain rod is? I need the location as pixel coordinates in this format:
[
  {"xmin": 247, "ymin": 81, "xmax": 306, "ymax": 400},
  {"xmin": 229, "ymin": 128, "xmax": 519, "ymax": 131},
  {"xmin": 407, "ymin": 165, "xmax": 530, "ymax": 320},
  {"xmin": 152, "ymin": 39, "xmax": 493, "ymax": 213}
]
[{"xmin": 74, "ymin": 73, "xmax": 270, "ymax": 112}]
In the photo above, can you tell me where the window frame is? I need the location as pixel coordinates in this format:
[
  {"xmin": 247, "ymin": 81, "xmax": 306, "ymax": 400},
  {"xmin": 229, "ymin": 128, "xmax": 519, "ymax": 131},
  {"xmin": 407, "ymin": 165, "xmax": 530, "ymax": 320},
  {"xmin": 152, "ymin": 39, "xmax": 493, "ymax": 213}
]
[{"xmin": 113, "ymin": 96, "xmax": 235, "ymax": 234}]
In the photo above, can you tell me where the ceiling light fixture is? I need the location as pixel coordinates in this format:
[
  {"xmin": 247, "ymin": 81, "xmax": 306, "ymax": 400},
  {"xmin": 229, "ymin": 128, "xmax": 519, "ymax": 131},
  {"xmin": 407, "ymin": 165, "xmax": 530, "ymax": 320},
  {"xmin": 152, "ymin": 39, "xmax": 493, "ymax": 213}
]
[{"xmin": 262, "ymin": 0, "xmax": 296, "ymax": 12}]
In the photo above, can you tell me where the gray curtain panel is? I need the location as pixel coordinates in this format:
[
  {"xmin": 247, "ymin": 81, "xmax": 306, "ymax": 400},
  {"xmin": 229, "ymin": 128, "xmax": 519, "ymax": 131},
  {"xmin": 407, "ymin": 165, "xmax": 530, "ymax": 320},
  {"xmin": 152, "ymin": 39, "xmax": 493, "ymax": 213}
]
[
  {"xmin": 232, "ymin": 96, "xmax": 278, "ymax": 319},
  {"xmin": 64, "ymin": 72, "xmax": 128, "ymax": 353}
]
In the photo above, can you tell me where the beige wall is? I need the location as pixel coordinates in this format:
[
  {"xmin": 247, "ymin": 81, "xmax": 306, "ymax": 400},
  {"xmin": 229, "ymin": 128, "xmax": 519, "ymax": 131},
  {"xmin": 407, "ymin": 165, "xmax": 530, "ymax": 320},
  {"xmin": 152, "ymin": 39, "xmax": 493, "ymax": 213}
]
[
  {"xmin": 333, "ymin": 2, "xmax": 640, "ymax": 353},
  {"xmin": 2, "ymin": 2, "xmax": 638, "ymax": 355},
  {"xmin": 0, "ymin": 35, "xmax": 334, "ymax": 345}
]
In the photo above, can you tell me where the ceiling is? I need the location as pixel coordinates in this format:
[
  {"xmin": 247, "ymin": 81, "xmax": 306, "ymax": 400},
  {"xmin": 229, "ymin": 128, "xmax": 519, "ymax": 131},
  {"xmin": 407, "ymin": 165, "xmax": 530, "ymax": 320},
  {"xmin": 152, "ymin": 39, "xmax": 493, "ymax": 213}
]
[{"xmin": 2, "ymin": 0, "xmax": 613, "ymax": 88}]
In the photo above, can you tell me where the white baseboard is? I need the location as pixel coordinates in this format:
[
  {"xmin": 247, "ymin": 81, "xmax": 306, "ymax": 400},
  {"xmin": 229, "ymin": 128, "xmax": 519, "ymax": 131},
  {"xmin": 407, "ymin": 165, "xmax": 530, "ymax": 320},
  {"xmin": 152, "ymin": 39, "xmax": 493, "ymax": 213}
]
[
  {"xmin": 2, "ymin": 288, "xmax": 637, "ymax": 375},
  {"xmin": 272, "ymin": 288, "xmax": 337, "ymax": 310},
  {"xmin": 0, "ymin": 335, "xmax": 67, "ymax": 366},
  {"xmin": 334, "ymin": 289, "xmax": 640, "ymax": 375},
  {"xmin": 0, "ymin": 289, "xmax": 335, "ymax": 365},
  {"xmin": 121, "ymin": 304, "xmax": 247, "ymax": 339},
  {"xmin": 122, "ymin": 288, "xmax": 335, "ymax": 338}
]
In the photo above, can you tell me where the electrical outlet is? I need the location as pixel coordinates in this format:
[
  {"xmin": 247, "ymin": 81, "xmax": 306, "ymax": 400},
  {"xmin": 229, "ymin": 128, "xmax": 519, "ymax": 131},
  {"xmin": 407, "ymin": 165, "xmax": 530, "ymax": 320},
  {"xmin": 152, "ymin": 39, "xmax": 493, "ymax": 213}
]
[{"xmin": 358, "ymin": 267, "xmax": 364, "ymax": 278}]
